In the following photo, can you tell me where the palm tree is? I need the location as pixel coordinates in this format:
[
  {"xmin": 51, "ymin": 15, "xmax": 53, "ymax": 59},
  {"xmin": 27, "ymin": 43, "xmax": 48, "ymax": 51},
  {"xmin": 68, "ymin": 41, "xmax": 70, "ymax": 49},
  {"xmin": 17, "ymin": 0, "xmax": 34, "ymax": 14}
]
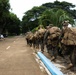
[{"xmin": 39, "ymin": 9, "xmax": 74, "ymax": 28}]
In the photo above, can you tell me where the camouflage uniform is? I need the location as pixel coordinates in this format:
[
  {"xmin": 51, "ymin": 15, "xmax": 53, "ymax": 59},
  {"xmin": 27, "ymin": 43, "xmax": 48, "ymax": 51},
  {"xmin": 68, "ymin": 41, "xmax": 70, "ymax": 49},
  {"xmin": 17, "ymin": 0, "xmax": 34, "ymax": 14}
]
[
  {"xmin": 43, "ymin": 29, "xmax": 52, "ymax": 53},
  {"xmin": 43, "ymin": 25, "xmax": 54, "ymax": 55},
  {"xmin": 37, "ymin": 26, "xmax": 46, "ymax": 52},
  {"xmin": 44, "ymin": 26, "xmax": 61, "ymax": 60},
  {"xmin": 33, "ymin": 31, "xmax": 39, "ymax": 49},
  {"xmin": 26, "ymin": 32, "xmax": 33, "ymax": 46},
  {"xmin": 60, "ymin": 21, "xmax": 75, "ymax": 69}
]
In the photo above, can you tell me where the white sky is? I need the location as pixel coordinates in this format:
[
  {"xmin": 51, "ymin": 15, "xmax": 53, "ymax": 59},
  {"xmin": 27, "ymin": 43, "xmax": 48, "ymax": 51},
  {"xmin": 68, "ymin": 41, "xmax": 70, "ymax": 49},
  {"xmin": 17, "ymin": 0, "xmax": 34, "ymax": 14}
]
[{"xmin": 9, "ymin": 0, "xmax": 76, "ymax": 20}]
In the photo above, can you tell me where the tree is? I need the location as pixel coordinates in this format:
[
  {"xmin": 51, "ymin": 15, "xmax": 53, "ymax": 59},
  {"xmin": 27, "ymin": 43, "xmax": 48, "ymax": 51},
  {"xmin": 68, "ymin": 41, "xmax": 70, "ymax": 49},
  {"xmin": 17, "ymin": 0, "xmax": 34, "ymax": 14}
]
[
  {"xmin": 0, "ymin": 0, "xmax": 10, "ymax": 34},
  {"xmin": 42, "ymin": 1, "xmax": 76, "ymax": 19},
  {"xmin": 39, "ymin": 9, "xmax": 74, "ymax": 28},
  {"xmin": 21, "ymin": 6, "xmax": 47, "ymax": 33},
  {"xmin": 6, "ymin": 13, "xmax": 21, "ymax": 35},
  {"xmin": 21, "ymin": 1, "xmax": 76, "ymax": 33}
]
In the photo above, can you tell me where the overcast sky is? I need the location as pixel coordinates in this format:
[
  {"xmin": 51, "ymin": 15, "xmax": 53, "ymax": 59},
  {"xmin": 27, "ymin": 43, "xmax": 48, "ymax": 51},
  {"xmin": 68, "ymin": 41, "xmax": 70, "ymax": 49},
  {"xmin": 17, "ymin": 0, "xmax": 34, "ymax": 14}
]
[{"xmin": 9, "ymin": 0, "xmax": 76, "ymax": 20}]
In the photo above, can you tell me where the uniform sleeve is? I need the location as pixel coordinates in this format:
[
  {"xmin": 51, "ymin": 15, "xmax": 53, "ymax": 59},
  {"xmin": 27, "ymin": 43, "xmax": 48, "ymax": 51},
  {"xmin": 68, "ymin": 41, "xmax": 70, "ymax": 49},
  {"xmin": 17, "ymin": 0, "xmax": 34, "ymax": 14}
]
[{"xmin": 43, "ymin": 31, "xmax": 49, "ymax": 44}]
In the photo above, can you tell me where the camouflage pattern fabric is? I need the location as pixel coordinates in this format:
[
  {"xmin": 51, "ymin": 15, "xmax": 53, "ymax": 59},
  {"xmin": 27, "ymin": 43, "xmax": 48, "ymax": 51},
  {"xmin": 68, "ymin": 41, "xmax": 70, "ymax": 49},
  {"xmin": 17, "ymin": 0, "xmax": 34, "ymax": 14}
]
[{"xmin": 61, "ymin": 27, "xmax": 76, "ymax": 45}]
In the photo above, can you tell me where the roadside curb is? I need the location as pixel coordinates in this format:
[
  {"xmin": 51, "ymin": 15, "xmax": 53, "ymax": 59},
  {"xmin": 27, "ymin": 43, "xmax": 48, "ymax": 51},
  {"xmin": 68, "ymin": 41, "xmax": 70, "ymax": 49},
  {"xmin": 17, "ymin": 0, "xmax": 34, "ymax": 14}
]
[{"xmin": 37, "ymin": 51, "xmax": 64, "ymax": 75}]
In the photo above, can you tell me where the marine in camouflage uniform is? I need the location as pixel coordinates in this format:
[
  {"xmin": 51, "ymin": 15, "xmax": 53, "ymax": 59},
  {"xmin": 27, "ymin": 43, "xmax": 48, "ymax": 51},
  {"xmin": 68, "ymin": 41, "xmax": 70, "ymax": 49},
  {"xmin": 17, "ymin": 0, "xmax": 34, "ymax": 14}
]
[
  {"xmin": 43, "ymin": 25, "xmax": 52, "ymax": 53},
  {"xmin": 33, "ymin": 31, "xmax": 39, "ymax": 49},
  {"xmin": 37, "ymin": 25, "xmax": 46, "ymax": 52},
  {"xmin": 43, "ymin": 24, "xmax": 61, "ymax": 61},
  {"xmin": 25, "ymin": 32, "xmax": 34, "ymax": 47},
  {"xmin": 60, "ymin": 20, "xmax": 74, "ymax": 69},
  {"xmin": 43, "ymin": 25, "xmax": 55, "ymax": 60}
]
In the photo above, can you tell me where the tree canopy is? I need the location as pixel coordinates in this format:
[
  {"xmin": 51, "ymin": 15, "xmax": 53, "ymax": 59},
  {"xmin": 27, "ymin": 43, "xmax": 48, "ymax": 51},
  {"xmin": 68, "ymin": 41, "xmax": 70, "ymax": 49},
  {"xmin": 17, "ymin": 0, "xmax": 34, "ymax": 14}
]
[
  {"xmin": 42, "ymin": 1, "xmax": 76, "ymax": 18},
  {"xmin": 0, "ymin": 0, "xmax": 10, "ymax": 34},
  {"xmin": 39, "ymin": 9, "xmax": 74, "ymax": 28},
  {"xmin": 21, "ymin": 1, "xmax": 76, "ymax": 33},
  {"xmin": 6, "ymin": 13, "xmax": 21, "ymax": 35},
  {"xmin": 0, "ymin": 0, "xmax": 76, "ymax": 35},
  {"xmin": 0, "ymin": 0, "xmax": 21, "ymax": 36}
]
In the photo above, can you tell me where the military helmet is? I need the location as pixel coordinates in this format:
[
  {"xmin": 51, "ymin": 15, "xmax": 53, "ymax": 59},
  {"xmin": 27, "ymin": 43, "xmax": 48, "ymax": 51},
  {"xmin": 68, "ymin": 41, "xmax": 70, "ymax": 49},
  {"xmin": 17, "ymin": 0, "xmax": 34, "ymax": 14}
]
[
  {"xmin": 46, "ymin": 24, "xmax": 53, "ymax": 29},
  {"xmin": 49, "ymin": 24, "xmax": 53, "ymax": 27},
  {"xmin": 62, "ymin": 20, "xmax": 69, "ymax": 26},
  {"xmin": 38, "ymin": 25, "xmax": 42, "ymax": 29}
]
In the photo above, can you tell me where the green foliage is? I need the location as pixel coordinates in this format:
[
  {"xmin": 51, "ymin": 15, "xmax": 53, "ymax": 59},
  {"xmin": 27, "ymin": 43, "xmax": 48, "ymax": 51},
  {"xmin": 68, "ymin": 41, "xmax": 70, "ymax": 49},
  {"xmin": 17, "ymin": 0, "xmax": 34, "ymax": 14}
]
[
  {"xmin": 0, "ymin": 0, "xmax": 21, "ymax": 36},
  {"xmin": 42, "ymin": 1, "xmax": 76, "ymax": 18},
  {"xmin": 39, "ymin": 9, "xmax": 74, "ymax": 28},
  {"xmin": 31, "ymin": 25, "xmax": 44, "ymax": 33},
  {"xmin": 22, "ymin": 1, "xmax": 76, "ymax": 33},
  {"xmin": 21, "ymin": 6, "xmax": 47, "ymax": 33},
  {"xmin": 6, "ymin": 12, "xmax": 21, "ymax": 35},
  {"xmin": 0, "ymin": 0, "xmax": 10, "ymax": 34},
  {"xmin": 31, "ymin": 27, "xmax": 39, "ymax": 33}
]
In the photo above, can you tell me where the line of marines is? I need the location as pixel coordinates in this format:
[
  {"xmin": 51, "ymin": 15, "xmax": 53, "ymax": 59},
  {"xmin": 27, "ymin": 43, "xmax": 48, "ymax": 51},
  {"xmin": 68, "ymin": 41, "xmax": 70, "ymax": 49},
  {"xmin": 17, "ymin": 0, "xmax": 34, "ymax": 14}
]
[{"xmin": 25, "ymin": 21, "xmax": 76, "ymax": 70}]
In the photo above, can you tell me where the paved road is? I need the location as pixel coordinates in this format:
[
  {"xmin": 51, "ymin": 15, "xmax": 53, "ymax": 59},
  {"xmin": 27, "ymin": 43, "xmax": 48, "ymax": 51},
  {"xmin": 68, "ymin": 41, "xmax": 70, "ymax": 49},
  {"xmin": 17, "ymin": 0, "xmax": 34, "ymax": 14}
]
[{"xmin": 0, "ymin": 36, "xmax": 47, "ymax": 75}]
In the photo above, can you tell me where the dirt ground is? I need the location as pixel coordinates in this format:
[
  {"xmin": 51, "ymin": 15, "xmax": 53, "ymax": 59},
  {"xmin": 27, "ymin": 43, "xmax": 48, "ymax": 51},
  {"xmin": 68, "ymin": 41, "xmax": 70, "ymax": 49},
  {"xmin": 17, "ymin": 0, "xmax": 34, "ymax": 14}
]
[
  {"xmin": 0, "ymin": 36, "xmax": 48, "ymax": 75},
  {"xmin": 0, "ymin": 35, "xmax": 76, "ymax": 75}
]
